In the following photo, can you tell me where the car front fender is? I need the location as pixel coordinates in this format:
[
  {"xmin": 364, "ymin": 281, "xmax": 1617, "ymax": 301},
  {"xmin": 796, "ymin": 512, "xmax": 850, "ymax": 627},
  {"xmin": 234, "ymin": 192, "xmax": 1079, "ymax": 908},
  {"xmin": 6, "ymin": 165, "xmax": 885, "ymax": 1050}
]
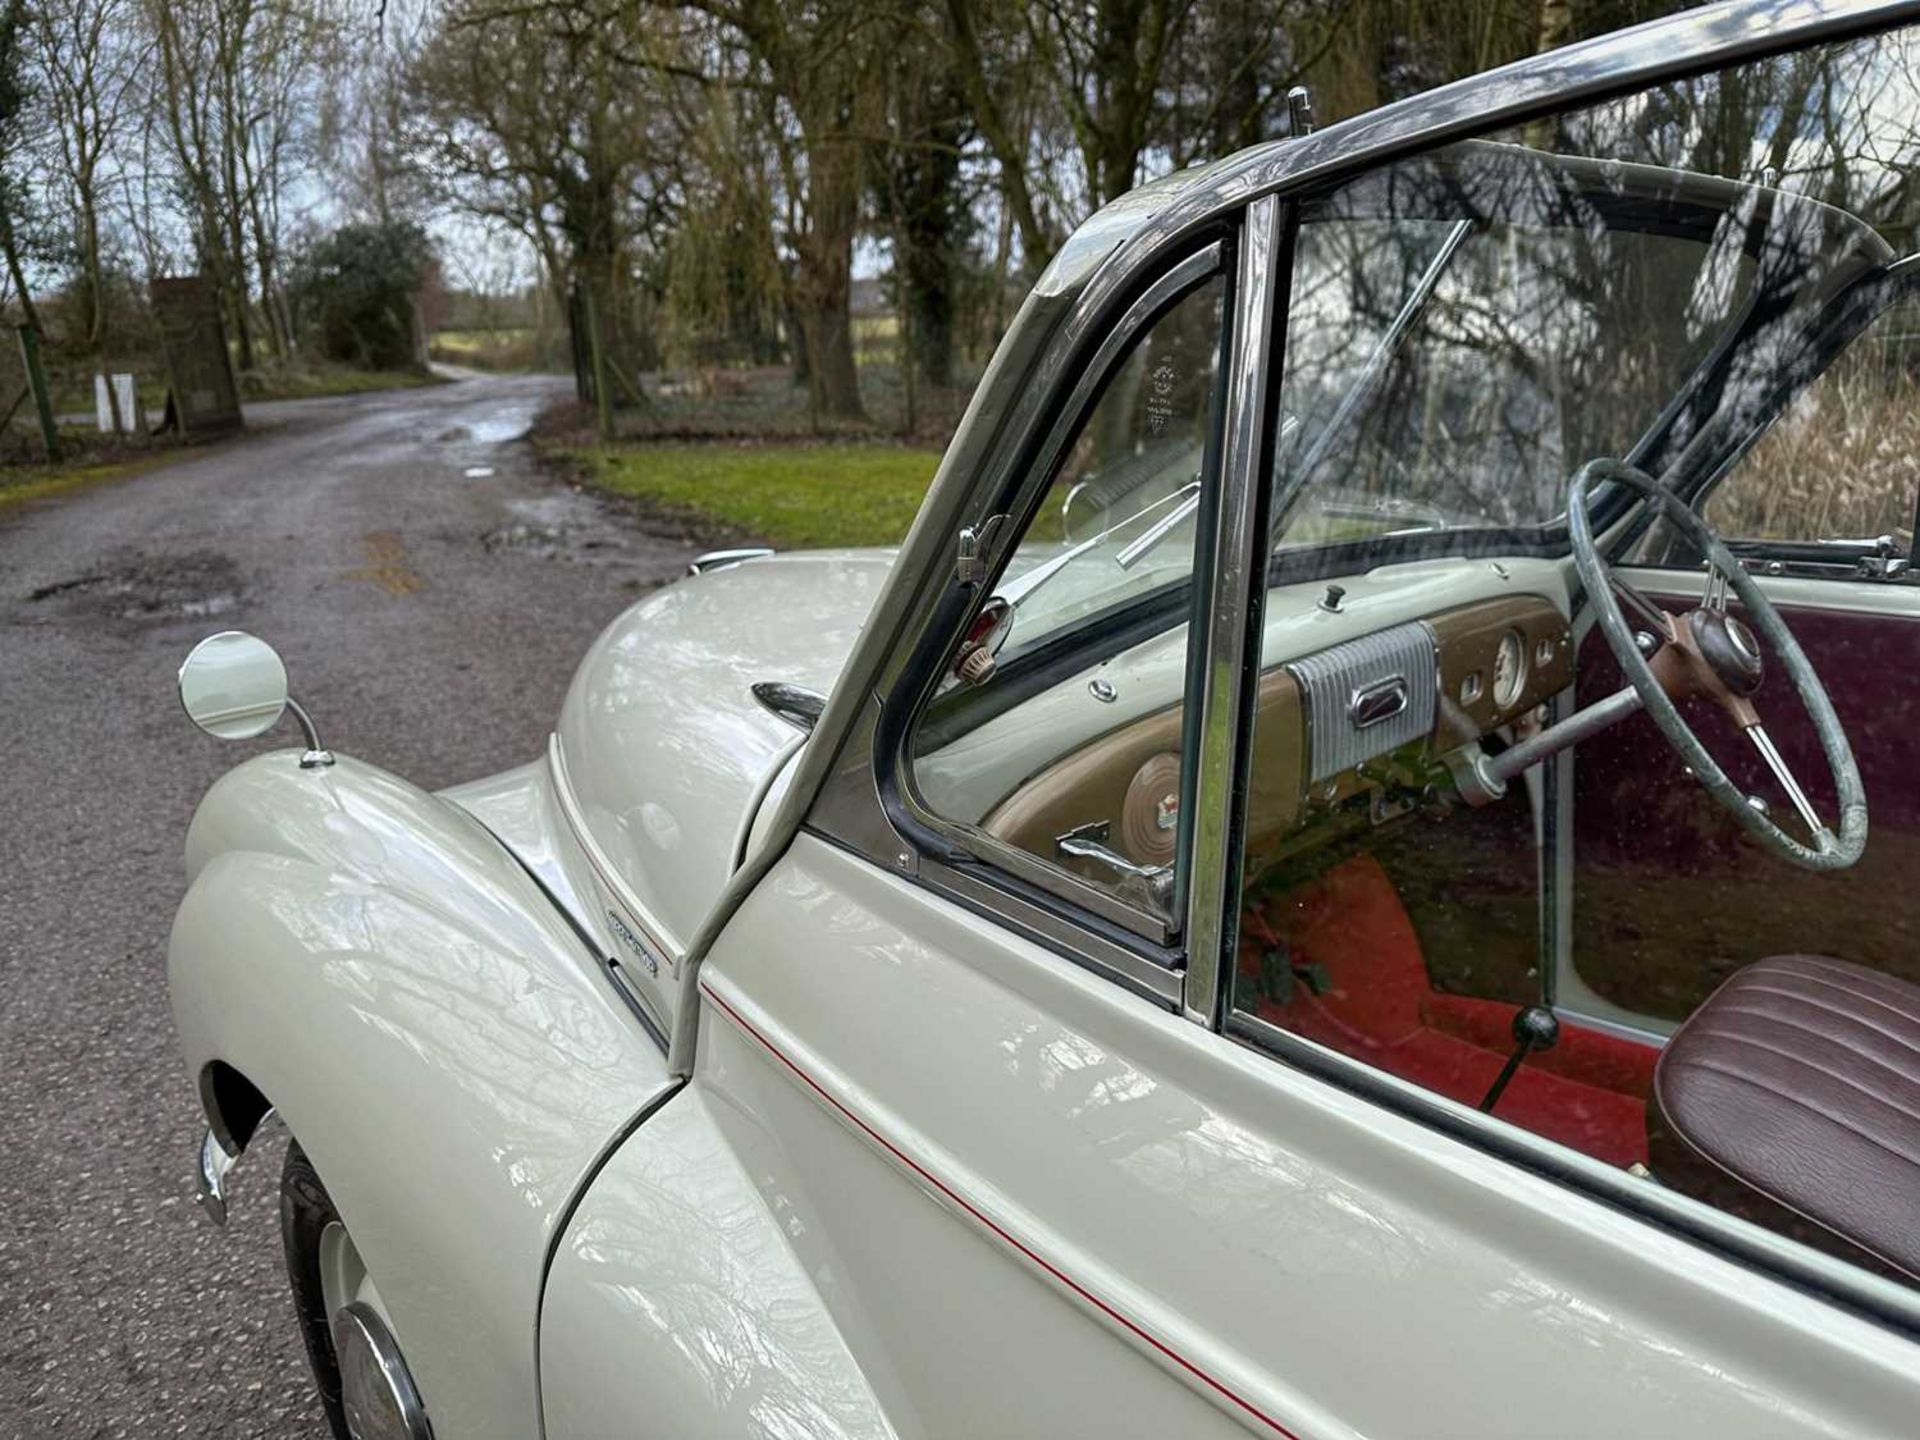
[
  {"xmin": 169, "ymin": 751, "xmax": 673, "ymax": 1440},
  {"xmin": 539, "ymin": 1083, "xmax": 901, "ymax": 1440}
]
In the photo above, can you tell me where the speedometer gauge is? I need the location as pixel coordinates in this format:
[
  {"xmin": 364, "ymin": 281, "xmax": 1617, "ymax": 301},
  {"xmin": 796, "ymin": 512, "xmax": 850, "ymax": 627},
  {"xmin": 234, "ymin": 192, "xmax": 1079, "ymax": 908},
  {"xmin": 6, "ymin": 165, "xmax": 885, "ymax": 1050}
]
[{"xmin": 1493, "ymin": 630, "xmax": 1527, "ymax": 709}]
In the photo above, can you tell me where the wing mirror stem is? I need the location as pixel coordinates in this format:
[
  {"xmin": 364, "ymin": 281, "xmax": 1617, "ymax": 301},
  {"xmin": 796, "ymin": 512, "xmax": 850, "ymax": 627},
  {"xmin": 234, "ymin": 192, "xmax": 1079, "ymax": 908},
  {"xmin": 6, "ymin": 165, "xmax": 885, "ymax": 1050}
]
[{"xmin": 284, "ymin": 697, "xmax": 334, "ymax": 769}]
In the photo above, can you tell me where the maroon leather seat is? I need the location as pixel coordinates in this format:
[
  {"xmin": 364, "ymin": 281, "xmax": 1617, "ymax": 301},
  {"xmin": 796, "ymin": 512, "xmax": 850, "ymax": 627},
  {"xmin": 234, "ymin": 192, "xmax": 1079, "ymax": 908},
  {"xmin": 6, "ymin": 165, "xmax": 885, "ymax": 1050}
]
[{"xmin": 1653, "ymin": 954, "xmax": 1920, "ymax": 1280}]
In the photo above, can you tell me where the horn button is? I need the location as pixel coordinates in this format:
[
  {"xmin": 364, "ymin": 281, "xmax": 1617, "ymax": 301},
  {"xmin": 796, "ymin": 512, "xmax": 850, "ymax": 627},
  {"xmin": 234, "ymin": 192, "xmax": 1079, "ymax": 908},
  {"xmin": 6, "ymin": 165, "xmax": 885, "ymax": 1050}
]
[{"xmin": 1688, "ymin": 609, "xmax": 1765, "ymax": 696}]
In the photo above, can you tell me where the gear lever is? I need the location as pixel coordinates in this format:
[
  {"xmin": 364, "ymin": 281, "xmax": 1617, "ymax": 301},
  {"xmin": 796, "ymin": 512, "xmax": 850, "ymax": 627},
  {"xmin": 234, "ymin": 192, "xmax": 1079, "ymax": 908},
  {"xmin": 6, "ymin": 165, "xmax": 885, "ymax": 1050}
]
[{"xmin": 1480, "ymin": 1005, "xmax": 1560, "ymax": 1113}]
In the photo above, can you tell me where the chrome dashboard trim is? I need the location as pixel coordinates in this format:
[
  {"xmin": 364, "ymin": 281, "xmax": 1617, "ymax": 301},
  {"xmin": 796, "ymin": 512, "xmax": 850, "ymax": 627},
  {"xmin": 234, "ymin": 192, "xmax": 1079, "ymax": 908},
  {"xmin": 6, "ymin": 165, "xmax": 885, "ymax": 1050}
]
[
  {"xmin": 1349, "ymin": 675, "xmax": 1410, "ymax": 729},
  {"xmin": 1286, "ymin": 621, "xmax": 1437, "ymax": 781}
]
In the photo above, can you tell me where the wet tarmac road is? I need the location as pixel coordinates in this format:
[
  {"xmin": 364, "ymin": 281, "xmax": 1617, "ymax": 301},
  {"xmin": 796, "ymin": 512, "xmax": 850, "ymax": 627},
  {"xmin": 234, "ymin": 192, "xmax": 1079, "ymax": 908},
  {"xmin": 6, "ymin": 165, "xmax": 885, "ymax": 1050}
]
[{"xmin": 0, "ymin": 374, "xmax": 698, "ymax": 1436}]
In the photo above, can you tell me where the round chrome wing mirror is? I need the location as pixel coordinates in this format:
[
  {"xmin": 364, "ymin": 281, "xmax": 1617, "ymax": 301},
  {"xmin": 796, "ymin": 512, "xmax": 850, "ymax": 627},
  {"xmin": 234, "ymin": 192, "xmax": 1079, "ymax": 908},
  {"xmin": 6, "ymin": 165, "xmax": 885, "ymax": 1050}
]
[
  {"xmin": 178, "ymin": 631, "xmax": 288, "ymax": 739},
  {"xmin": 176, "ymin": 630, "xmax": 333, "ymax": 766}
]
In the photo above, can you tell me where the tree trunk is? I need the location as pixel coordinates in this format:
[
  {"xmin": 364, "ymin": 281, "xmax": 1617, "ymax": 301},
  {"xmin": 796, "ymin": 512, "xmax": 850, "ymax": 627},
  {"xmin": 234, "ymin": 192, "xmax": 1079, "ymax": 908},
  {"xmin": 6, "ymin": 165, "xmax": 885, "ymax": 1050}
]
[
  {"xmin": 79, "ymin": 173, "xmax": 106, "ymax": 351},
  {"xmin": 0, "ymin": 191, "xmax": 38, "ymax": 333},
  {"xmin": 222, "ymin": 180, "xmax": 255, "ymax": 371},
  {"xmin": 804, "ymin": 277, "xmax": 861, "ymax": 423},
  {"xmin": 796, "ymin": 133, "xmax": 864, "ymax": 422},
  {"xmin": 944, "ymin": 0, "xmax": 1055, "ymax": 277},
  {"xmin": 784, "ymin": 291, "xmax": 810, "ymax": 386},
  {"xmin": 891, "ymin": 78, "xmax": 965, "ymax": 391}
]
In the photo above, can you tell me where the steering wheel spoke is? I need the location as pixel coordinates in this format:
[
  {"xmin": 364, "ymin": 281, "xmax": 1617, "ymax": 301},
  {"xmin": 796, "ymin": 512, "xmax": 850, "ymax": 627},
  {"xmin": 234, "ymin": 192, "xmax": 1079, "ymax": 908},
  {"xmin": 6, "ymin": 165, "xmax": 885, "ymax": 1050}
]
[
  {"xmin": 1703, "ymin": 556, "xmax": 1734, "ymax": 614},
  {"xmin": 1607, "ymin": 570, "xmax": 1672, "ymax": 638},
  {"xmin": 1747, "ymin": 721, "xmax": 1832, "ymax": 846}
]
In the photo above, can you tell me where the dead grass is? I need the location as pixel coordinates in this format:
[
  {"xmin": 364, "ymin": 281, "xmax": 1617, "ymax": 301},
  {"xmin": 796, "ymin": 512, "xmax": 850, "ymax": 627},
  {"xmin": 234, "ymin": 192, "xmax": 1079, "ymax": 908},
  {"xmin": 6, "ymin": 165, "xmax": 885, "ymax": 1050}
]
[
  {"xmin": 1712, "ymin": 360, "xmax": 1920, "ymax": 543},
  {"xmin": 239, "ymin": 362, "xmax": 445, "ymax": 402},
  {"xmin": 430, "ymin": 329, "xmax": 563, "ymax": 373}
]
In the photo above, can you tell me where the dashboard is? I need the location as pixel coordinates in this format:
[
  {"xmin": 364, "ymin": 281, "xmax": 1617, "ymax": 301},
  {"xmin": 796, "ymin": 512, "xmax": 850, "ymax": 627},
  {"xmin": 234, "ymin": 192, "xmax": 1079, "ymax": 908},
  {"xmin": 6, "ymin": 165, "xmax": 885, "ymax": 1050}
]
[{"xmin": 981, "ymin": 591, "xmax": 1574, "ymax": 881}]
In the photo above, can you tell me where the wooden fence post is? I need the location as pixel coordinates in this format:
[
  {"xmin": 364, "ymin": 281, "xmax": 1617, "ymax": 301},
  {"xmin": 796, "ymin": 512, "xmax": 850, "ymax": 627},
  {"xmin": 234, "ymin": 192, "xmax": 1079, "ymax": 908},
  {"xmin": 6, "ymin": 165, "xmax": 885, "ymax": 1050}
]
[{"xmin": 16, "ymin": 324, "xmax": 60, "ymax": 463}]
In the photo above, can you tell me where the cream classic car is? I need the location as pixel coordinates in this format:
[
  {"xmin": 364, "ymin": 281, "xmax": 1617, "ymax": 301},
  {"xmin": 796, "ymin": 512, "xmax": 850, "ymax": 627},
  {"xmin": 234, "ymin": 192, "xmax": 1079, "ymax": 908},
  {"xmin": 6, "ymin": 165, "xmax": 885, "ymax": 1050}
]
[{"xmin": 170, "ymin": 4, "xmax": 1920, "ymax": 1436}]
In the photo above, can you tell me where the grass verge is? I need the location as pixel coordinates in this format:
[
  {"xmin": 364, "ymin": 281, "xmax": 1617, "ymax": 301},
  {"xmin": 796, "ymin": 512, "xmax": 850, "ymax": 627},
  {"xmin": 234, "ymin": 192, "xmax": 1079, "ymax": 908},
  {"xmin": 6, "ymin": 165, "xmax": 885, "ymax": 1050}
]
[
  {"xmin": 567, "ymin": 441, "xmax": 941, "ymax": 549},
  {"xmin": 0, "ymin": 450, "xmax": 191, "ymax": 514},
  {"xmin": 242, "ymin": 365, "xmax": 446, "ymax": 402}
]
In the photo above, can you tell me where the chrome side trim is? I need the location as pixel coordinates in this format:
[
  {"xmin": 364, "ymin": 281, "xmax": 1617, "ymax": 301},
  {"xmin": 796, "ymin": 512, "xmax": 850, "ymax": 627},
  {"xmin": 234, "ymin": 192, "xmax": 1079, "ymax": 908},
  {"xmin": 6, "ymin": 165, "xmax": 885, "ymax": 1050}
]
[
  {"xmin": 688, "ymin": 547, "xmax": 773, "ymax": 575},
  {"xmin": 546, "ymin": 732, "xmax": 684, "ymax": 961},
  {"xmin": 467, "ymin": 811, "xmax": 673, "ymax": 1057},
  {"xmin": 1183, "ymin": 195, "xmax": 1285, "ymax": 1031}
]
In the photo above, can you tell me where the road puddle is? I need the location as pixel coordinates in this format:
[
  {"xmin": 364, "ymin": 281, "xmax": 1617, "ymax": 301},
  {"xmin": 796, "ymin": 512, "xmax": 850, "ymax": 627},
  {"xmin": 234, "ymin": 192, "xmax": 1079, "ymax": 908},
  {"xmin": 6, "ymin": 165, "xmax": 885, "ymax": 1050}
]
[{"xmin": 23, "ymin": 550, "xmax": 244, "ymax": 622}]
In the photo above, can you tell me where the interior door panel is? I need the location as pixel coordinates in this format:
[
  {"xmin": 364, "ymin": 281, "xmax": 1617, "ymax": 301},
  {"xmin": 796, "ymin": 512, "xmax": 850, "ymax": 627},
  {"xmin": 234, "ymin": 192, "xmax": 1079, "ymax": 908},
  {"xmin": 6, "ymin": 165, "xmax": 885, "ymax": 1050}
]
[{"xmin": 1570, "ymin": 570, "xmax": 1920, "ymax": 1021}]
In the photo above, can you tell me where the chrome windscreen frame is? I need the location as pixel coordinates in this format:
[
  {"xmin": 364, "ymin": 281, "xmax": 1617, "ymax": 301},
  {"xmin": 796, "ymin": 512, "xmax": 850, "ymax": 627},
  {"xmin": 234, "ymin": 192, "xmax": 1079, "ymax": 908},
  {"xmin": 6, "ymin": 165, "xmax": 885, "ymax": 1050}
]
[
  {"xmin": 785, "ymin": 2, "xmax": 1920, "ymax": 1013},
  {"xmin": 875, "ymin": 239, "xmax": 1233, "ymax": 980}
]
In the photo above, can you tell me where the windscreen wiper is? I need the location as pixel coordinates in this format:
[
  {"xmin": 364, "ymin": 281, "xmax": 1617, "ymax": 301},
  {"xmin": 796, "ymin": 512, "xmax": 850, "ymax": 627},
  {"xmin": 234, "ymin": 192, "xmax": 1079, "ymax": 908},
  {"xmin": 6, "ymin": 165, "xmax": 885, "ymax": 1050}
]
[{"xmin": 996, "ymin": 478, "xmax": 1202, "ymax": 609}]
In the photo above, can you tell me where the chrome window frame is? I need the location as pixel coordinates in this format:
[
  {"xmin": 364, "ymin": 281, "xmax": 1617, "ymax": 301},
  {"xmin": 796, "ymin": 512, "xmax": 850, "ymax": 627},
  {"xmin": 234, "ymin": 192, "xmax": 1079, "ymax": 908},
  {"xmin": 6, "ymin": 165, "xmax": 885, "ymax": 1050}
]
[
  {"xmin": 792, "ymin": 3, "xmax": 1920, "ymax": 1000},
  {"xmin": 1180, "ymin": 194, "xmax": 1286, "ymax": 1028}
]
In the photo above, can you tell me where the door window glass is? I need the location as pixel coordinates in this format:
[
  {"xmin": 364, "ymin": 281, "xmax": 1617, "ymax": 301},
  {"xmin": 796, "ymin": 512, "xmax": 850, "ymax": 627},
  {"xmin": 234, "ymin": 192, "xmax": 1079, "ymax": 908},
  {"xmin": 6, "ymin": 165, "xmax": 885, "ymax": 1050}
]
[{"xmin": 908, "ymin": 274, "xmax": 1226, "ymax": 930}]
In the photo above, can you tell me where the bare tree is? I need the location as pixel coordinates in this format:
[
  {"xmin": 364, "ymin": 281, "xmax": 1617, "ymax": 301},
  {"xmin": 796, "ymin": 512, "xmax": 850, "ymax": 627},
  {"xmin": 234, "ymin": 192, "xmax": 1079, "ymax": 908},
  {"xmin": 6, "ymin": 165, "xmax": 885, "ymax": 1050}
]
[
  {"xmin": 945, "ymin": 0, "xmax": 1059, "ymax": 275},
  {"xmin": 149, "ymin": 0, "xmax": 253, "ymax": 365},
  {"xmin": 0, "ymin": 0, "xmax": 44, "ymax": 330},
  {"xmin": 414, "ymin": 1, "xmax": 686, "ymax": 411},
  {"xmin": 141, "ymin": 0, "xmax": 332, "ymax": 370},
  {"xmin": 30, "ymin": 0, "xmax": 144, "ymax": 359},
  {"xmin": 673, "ymin": 0, "xmax": 904, "ymax": 422}
]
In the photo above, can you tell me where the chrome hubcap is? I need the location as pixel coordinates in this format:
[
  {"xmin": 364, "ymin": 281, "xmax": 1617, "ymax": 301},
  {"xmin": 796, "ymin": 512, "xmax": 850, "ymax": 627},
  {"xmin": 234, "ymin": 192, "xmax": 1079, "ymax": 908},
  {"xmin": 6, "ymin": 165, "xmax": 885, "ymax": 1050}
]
[{"xmin": 317, "ymin": 1222, "xmax": 432, "ymax": 1440}]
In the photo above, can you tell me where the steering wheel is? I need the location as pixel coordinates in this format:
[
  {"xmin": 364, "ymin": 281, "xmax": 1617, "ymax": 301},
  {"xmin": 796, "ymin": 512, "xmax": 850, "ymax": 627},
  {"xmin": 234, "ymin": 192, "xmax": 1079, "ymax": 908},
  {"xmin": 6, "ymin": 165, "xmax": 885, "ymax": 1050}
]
[{"xmin": 1567, "ymin": 458, "xmax": 1867, "ymax": 871}]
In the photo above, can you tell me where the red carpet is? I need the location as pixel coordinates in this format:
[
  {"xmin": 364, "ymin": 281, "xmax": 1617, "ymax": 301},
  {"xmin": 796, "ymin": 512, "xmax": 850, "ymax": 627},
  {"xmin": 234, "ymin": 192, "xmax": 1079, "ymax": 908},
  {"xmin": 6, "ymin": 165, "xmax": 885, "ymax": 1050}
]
[{"xmin": 1242, "ymin": 856, "xmax": 1655, "ymax": 1167}]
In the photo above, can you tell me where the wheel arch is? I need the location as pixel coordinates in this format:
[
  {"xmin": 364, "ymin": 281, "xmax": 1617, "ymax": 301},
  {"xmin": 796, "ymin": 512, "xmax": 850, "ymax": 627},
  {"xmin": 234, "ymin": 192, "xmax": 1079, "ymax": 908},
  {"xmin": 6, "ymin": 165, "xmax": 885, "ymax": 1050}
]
[
  {"xmin": 168, "ymin": 750, "xmax": 676, "ymax": 1440},
  {"xmin": 198, "ymin": 1058, "xmax": 273, "ymax": 1156}
]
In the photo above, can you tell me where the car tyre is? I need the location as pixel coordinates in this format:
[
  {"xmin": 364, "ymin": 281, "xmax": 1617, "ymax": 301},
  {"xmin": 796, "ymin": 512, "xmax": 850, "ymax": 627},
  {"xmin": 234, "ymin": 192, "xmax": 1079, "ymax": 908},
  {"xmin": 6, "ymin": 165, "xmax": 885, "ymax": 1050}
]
[{"xmin": 281, "ymin": 1140, "xmax": 353, "ymax": 1440}]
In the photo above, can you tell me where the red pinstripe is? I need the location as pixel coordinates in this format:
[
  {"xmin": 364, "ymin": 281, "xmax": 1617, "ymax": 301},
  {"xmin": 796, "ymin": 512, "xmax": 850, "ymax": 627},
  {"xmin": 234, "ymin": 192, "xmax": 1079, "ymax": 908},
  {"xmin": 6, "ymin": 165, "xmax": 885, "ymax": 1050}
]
[{"xmin": 699, "ymin": 982, "xmax": 1305, "ymax": 1440}]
